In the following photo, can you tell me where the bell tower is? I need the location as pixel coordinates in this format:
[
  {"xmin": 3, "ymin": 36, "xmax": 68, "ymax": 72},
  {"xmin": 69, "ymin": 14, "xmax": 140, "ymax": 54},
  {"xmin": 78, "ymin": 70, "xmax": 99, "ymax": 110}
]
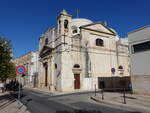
[
  {"xmin": 57, "ymin": 10, "xmax": 74, "ymax": 91},
  {"xmin": 57, "ymin": 9, "xmax": 72, "ymax": 36}
]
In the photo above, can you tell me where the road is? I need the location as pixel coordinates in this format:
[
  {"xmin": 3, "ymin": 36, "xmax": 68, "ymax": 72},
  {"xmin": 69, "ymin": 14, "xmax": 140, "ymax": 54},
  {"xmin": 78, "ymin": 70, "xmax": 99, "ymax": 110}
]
[{"xmin": 19, "ymin": 88, "xmax": 141, "ymax": 113}]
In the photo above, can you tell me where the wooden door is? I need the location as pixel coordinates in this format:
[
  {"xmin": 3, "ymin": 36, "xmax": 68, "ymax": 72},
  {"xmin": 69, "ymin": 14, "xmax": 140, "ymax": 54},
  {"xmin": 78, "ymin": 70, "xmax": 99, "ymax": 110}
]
[{"xmin": 74, "ymin": 74, "xmax": 80, "ymax": 89}]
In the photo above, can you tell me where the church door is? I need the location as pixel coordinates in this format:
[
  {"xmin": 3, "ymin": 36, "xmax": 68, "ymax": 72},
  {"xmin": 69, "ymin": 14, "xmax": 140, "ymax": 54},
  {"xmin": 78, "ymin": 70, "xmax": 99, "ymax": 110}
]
[{"xmin": 74, "ymin": 74, "xmax": 80, "ymax": 89}]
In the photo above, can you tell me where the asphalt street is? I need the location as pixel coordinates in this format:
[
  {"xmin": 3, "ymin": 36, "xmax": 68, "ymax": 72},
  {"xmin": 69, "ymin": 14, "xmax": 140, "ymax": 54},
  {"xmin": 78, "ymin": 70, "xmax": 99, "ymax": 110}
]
[{"xmin": 19, "ymin": 88, "xmax": 141, "ymax": 113}]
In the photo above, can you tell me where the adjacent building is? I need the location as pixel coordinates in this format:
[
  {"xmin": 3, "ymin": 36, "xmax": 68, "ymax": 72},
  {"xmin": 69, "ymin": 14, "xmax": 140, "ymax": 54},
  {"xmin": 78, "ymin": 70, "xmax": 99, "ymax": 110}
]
[
  {"xmin": 13, "ymin": 51, "xmax": 39, "ymax": 87},
  {"xmin": 38, "ymin": 10, "xmax": 130, "ymax": 92},
  {"xmin": 128, "ymin": 25, "xmax": 150, "ymax": 95}
]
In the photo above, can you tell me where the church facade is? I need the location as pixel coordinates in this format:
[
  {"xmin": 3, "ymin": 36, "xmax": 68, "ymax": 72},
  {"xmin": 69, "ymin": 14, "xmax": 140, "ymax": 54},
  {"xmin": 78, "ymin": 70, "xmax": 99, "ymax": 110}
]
[{"xmin": 38, "ymin": 10, "xmax": 130, "ymax": 92}]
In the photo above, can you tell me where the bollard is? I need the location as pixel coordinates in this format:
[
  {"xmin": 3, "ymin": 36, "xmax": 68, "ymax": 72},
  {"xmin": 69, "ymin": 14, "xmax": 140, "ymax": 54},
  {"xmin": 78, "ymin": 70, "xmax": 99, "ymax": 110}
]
[
  {"xmin": 123, "ymin": 88, "xmax": 126, "ymax": 104},
  {"xmin": 101, "ymin": 88, "xmax": 104, "ymax": 100},
  {"xmin": 94, "ymin": 84, "xmax": 96, "ymax": 96}
]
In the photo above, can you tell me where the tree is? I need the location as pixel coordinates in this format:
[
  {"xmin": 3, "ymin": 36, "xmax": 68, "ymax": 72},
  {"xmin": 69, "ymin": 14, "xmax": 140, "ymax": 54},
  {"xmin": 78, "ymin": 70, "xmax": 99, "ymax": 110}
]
[{"xmin": 0, "ymin": 37, "xmax": 16, "ymax": 82}]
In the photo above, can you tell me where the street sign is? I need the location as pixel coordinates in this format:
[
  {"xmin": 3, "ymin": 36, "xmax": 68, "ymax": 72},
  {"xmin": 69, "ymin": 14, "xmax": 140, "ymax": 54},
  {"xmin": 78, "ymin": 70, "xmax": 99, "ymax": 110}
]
[
  {"xmin": 16, "ymin": 65, "xmax": 26, "ymax": 75},
  {"xmin": 15, "ymin": 65, "xmax": 27, "ymax": 108},
  {"xmin": 111, "ymin": 68, "xmax": 116, "ymax": 73}
]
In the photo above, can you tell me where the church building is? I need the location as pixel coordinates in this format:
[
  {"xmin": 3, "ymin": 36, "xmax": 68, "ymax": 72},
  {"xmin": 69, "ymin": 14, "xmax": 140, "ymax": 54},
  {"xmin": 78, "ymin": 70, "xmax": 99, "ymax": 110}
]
[{"xmin": 38, "ymin": 10, "xmax": 130, "ymax": 92}]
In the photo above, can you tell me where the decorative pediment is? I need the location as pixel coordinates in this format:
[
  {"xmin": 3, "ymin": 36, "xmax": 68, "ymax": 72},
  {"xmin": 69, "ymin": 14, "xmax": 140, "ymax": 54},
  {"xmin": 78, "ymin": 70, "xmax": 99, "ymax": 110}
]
[
  {"xmin": 80, "ymin": 22, "xmax": 116, "ymax": 36},
  {"xmin": 39, "ymin": 46, "xmax": 53, "ymax": 58}
]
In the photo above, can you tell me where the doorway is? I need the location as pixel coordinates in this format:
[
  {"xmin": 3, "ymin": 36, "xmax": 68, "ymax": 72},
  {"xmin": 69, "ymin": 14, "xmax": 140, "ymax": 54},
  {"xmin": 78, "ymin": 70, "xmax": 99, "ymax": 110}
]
[
  {"xmin": 99, "ymin": 81, "xmax": 105, "ymax": 89},
  {"xmin": 44, "ymin": 63, "xmax": 48, "ymax": 87},
  {"xmin": 74, "ymin": 74, "xmax": 80, "ymax": 89}
]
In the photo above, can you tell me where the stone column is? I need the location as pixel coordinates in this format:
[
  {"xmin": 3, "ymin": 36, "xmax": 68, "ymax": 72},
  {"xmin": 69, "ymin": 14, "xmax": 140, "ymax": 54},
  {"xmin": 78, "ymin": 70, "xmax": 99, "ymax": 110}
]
[
  {"xmin": 50, "ymin": 56, "xmax": 55, "ymax": 91},
  {"xmin": 38, "ymin": 61, "xmax": 42, "ymax": 88},
  {"xmin": 40, "ymin": 61, "xmax": 45, "ymax": 88}
]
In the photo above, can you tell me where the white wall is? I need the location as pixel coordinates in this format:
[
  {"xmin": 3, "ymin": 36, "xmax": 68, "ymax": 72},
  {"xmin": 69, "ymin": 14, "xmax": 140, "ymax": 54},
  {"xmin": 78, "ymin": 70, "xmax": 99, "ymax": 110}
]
[
  {"xmin": 129, "ymin": 26, "xmax": 150, "ymax": 75},
  {"xmin": 131, "ymin": 51, "xmax": 150, "ymax": 75}
]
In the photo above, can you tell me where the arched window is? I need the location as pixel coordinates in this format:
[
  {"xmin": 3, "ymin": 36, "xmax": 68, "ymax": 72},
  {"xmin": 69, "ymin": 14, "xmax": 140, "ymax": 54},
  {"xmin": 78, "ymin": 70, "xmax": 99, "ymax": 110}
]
[
  {"xmin": 45, "ymin": 38, "xmax": 48, "ymax": 45},
  {"xmin": 96, "ymin": 39, "xmax": 104, "ymax": 46},
  {"xmin": 64, "ymin": 19, "xmax": 68, "ymax": 29},
  {"xmin": 55, "ymin": 63, "xmax": 57, "ymax": 69},
  {"xmin": 118, "ymin": 65, "xmax": 123, "ymax": 70},
  {"xmin": 73, "ymin": 64, "xmax": 80, "ymax": 68}
]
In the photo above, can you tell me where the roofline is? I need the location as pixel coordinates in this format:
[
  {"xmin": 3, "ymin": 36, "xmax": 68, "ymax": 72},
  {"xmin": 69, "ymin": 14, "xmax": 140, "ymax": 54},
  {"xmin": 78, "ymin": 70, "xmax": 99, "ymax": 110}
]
[
  {"xmin": 80, "ymin": 22, "xmax": 102, "ymax": 28},
  {"xmin": 128, "ymin": 25, "xmax": 150, "ymax": 34},
  {"xmin": 80, "ymin": 22, "xmax": 116, "ymax": 36},
  {"xmin": 80, "ymin": 27, "xmax": 116, "ymax": 36},
  {"xmin": 38, "ymin": 27, "xmax": 56, "ymax": 40},
  {"xmin": 117, "ymin": 43, "xmax": 128, "ymax": 47},
  {"xmin": 57, "ymin": 13, "xmax": 72, "ymax": 20},
  {"xmin": 14, "ymin": 50, "xmax": 38, "ymax": 60}
]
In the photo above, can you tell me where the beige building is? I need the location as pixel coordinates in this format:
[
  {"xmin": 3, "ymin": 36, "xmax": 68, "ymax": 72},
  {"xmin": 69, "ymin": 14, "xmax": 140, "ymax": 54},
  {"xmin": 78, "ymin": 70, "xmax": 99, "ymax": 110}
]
[
  {"xmin": 38, "ymin": 10, "xmax": 130, "ymax": 92},
  {"xmin": 13, "ymin": 51, "xmax": 38, "ymax": 87}
]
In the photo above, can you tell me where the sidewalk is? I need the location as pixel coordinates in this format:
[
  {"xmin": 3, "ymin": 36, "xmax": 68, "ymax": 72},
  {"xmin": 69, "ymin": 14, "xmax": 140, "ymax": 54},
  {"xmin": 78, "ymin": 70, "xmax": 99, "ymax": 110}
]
[
  {"xmin": 29, "ymin": 87, "xmax": 96, "ymax": 96},
  {"xmin": 0, "ymin": 92, "xmax": 30, "ymax": 113},
  {"xmin": 91, "ymin": 92, "xmax": 150, "ymax": 112}
]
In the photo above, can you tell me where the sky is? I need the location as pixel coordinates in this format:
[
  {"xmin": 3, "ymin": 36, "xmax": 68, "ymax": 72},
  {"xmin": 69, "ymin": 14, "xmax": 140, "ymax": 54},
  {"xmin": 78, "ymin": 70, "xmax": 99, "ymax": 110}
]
[{"xmin": 0, "ymin": 0, "xmax": 150, "ymax": 58}]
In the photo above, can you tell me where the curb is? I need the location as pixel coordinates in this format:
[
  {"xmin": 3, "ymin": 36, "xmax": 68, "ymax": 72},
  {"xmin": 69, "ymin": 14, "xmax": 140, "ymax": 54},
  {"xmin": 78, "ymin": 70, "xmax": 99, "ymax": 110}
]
[
  {"xmin": 91, "ymin": 96, "xmax": 150, "ymax": 112},
  {"xmin": 90, "ymin": 96, "xmax": 126, "ymax": 107},
  {"xmin": 29, "ymin": 87, "xmax": 99, "ymax": 97}
]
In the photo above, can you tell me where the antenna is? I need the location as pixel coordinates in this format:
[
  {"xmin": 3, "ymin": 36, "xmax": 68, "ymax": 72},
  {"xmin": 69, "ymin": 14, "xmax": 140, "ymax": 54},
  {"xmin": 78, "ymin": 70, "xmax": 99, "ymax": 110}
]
[{"xmin": 76, "ymin": 9, "xmax": 79, "ymax": 18}]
